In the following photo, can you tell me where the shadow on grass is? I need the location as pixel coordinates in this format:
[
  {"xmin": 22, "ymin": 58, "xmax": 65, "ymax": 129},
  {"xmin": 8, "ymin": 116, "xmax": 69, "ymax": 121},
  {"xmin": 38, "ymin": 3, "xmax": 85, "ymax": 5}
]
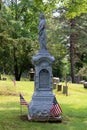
[
  {"xmin": 0, "ymin": 101, "xmax": 87, "ymax": 130},
  {"xmin": 1, "ymin": 101, "xmax": 87, "ymax": 120},
  {"xmin": 20, "ymin": 114, "xmax": 62, "ymax": 124}
]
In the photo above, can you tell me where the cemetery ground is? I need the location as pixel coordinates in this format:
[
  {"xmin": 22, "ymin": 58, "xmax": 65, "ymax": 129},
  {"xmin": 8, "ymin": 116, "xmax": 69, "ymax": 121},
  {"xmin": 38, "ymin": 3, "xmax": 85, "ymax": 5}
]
[{"xmin": 0, "ymin": 80, "xmax": 87, "ymax": 130}]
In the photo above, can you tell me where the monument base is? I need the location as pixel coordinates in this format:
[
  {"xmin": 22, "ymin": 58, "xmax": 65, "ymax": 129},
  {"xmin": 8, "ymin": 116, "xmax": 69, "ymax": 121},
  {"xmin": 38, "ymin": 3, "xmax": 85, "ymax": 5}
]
[
  {"xmin": 28, "ymin": 91, "xmax": 62, "ymax": 122},
  {"xmin": 27, "ymin": 114, "xmax": 62, "ymax": 122}
]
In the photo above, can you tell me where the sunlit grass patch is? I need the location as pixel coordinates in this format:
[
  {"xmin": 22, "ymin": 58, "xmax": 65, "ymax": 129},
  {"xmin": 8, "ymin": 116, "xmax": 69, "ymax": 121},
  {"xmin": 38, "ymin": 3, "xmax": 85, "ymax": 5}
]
[{"xmin": 0, "ymin": 81, "xmax": 87, "ymax": 130}]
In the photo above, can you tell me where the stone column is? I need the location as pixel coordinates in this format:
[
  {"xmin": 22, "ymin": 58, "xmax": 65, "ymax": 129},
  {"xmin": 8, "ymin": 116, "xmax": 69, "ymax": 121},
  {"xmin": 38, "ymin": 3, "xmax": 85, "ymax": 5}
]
[{"xmin": 28, "ymin": 51, "xmax": 56, "ymax": 121}]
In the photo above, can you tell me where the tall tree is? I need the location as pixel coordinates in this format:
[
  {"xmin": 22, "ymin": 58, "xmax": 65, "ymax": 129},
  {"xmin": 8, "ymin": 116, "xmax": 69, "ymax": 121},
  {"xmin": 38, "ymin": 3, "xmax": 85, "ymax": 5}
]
[
  {"xmin": 0, "ymin": 0, "xmax": 37, "ymax": 80},
  {"xmin": 65, "ymin": 0, "xmax": 87, "ymax": 82},
  {"xmin": 53, "ymin": 0, "xmax": 87, "ymax": 82},
  {"xmin": 49, "ymin": 0, "xmax": 87, "ymax": 82},
  {"xmin": 69, "ymin": 18, "xmax": 76, "ymax": 82}
]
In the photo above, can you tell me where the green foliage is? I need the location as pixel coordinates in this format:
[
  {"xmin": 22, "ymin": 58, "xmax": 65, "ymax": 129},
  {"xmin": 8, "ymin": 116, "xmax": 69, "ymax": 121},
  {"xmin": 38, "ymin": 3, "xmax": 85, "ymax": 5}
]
[
  {"xmin": 50, "ymin": 3, "xmax": 87, "ymax": 79},
  {"xmin": 62, "ymin": 0, "xmax": 87, "ymax": 19},
  {"xmin": 78, "ymin": 66, "xmax": 87, "ymax": 78},
  {"xmin": 62, "ymin": 57, "xmax": 70, "ymax": 78},
  {"xmin": 0, "ymin": 1, "xmax": 39, "ymax": 79},
  {"xmin": 72, "ymin": 15, "xmax": 87, "ymax": 74}
]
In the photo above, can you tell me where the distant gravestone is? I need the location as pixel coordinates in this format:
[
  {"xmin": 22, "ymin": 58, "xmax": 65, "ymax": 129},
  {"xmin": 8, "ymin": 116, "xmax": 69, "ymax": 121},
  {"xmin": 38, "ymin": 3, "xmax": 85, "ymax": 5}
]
[
  {"xmin": 57, "ymin": 84, "xmax": 62, "ymax": 91},
  {"xmin": 0, "ymin": 74, "xmax": 1, "ymax": 80},
  {"xmin": 75, "ymin": 76, "xmax": 80, "ymax": 83},
  {"xmin": 29, "ymin": 68, "xmax": 34, "ymax": 81},
  {"xmin": 63, "ymin": 86, "xmax": 68, "ymax": 96},
  {"xmin": 28, "ymin": 13, "xmax": 62, "ymax": 122},
  {"xmin": 53, "ymin": 83, "xmax": 56, "ymax": 89},
  {"xmin": 84, "ymin": 82, "xmax": 87, "ymax": 88}
]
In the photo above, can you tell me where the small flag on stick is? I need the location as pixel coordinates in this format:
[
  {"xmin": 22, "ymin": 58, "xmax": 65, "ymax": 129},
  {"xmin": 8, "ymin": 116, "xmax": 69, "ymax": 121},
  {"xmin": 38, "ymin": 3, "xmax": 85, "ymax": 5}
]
[
  {"xmin": 20, "ymin": 94, "xmax": 28, "ymax": 106},
  {"xmin": 50, "ymin": 96, "xmax": 62, "ymax": 117}
]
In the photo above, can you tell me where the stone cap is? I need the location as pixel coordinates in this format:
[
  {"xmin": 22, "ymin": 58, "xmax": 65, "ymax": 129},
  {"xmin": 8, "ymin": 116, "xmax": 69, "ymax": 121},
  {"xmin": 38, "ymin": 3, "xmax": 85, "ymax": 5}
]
[{"xmin": 32, "ymin": 51, "xmax": 55, "ymax": 64}]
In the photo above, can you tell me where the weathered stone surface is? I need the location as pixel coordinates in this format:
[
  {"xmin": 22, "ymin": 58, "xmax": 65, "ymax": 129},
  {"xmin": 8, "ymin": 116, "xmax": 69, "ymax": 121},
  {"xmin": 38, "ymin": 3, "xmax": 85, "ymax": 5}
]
[
  {"xmin": 28, "ymin": 13, "xmax": 62, "ymax": 122},
  {"xmin": 28, "ymin": 51, "xmax": 56, "ymax": 121}
]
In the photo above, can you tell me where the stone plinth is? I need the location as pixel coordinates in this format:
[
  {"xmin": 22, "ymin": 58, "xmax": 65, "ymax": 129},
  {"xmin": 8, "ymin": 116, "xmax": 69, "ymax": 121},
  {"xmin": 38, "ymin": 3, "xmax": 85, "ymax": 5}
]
[{"xmin": 28, "ymin": 50, "xmax": 62, "ymax": 121}]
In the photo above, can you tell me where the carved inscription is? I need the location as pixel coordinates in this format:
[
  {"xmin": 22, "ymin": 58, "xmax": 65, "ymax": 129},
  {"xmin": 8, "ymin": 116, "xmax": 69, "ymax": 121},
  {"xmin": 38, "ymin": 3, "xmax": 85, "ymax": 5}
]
[{"xmin": 39, "ymin": 69, "xmax": 49, "ymax": 88}]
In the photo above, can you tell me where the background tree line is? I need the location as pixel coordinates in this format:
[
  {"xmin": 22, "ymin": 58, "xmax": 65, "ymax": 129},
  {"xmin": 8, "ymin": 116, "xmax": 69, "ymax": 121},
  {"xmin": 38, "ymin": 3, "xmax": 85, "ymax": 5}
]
[{"xmin": 0, "ymin": 0, "xmax": 87, "ymax": 81}]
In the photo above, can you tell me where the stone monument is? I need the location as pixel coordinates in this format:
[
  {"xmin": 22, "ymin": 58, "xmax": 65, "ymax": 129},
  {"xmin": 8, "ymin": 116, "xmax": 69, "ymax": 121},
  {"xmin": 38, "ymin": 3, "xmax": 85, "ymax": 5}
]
[{"xmin": 28, "ymin": 13, "xmax": 62, "ymax": 121}]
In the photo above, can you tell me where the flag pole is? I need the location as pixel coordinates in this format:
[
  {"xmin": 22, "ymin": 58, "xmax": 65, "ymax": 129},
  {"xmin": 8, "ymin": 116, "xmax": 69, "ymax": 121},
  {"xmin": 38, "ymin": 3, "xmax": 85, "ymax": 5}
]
[
  {"xmin": 20, "ymin": 93, "xmax": 22, "ymax": 116},
  {"xmin": 20, "ymin": 103, "xmax": 22, "ymax": 116},
  {"xmin": 20, "ymin": 93, "xmax": 28, "ymax": 116}
]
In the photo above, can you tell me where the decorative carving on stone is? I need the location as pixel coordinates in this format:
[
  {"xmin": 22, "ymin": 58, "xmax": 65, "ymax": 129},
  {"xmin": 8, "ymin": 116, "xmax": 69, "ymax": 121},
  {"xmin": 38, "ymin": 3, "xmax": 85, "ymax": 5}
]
[{"xmin": 38, "ymin": 13, "xmax": 47, "ymax": 50}]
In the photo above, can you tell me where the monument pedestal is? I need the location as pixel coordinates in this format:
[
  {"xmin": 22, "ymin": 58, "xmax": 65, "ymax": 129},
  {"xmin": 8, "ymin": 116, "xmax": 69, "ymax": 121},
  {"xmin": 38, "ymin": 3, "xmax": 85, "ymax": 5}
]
[
  {"xmin": 28, "ymin": 91, "xmax": 62, "ymax": 122},
  {"xmin": 28, "ymin": 50, "xmax": 62, "ymax": 122}
]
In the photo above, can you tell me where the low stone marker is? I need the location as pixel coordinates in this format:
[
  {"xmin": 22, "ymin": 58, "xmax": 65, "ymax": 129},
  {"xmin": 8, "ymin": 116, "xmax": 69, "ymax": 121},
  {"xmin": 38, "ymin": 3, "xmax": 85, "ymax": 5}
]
[
  {"xmin": 57, "ymin": 84, "xmax": 62, "ymax": 91},
  {"xmin": 56, "ymin": 77, "xmax": 60, "ymax": 83},
  {"xmin": 80, "ymin": 80, "xmax": 85, "ymax": 84},
  {"xmin": 63, "ymin": 86, "xmax": 68, "ymax": 96},
  {"xmin": 2, "ymin": 77, "xmax": 7, "ymax": 80},
  {"xmin": 53, "ymin": 77, "xmax": 60, "ymax": 89},
  {"xmin": 53, "ymin": 83, "xmax": 56, "ymax": 89},
  {"xmin": 84, "ymin": 82, "xmax": 87, "ymax": 88}
]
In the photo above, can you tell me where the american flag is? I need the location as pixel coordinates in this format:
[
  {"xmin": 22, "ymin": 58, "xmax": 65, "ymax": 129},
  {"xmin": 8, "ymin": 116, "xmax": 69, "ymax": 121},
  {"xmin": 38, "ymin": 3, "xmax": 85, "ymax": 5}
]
[
  {"xmin": 20, "ymin": 94, "xmax": 28, "ymax": 106},
  {"xmin": 50, "ymin": 96, "xmax": 62, "ymax": 117}
]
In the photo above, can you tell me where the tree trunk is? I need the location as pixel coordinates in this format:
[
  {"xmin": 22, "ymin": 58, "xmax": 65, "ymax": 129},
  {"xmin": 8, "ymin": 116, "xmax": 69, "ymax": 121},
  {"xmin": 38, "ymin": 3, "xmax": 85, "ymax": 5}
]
[
  {"xmin": 69, "ymin": 19, "xmax": 76, "ymax": 83},
  {"xmin": 0, "ymin": 0, "xmax": 2, "ymax": 10},
  {"xmin": 13, "ymin": 47, "xmax": 22, "ymax": 81},
  {"xmin": 15, "ymin": 0, "xmax": 18, "ymax": 20}
]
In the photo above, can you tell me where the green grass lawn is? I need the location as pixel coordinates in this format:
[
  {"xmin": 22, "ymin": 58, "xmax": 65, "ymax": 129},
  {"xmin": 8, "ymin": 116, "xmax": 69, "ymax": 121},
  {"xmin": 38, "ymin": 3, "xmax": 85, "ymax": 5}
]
[{"xmin": 0, "ymin": 80, "xmax": 87, "ymax": 130}]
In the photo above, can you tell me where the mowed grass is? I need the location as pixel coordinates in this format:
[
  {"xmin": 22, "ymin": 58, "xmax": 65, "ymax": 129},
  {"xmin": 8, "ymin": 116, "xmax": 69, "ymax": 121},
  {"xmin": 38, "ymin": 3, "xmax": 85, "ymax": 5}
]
[{"xmin": 0, "ymin": 80, "xmax": 87, "ymax": 130}]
